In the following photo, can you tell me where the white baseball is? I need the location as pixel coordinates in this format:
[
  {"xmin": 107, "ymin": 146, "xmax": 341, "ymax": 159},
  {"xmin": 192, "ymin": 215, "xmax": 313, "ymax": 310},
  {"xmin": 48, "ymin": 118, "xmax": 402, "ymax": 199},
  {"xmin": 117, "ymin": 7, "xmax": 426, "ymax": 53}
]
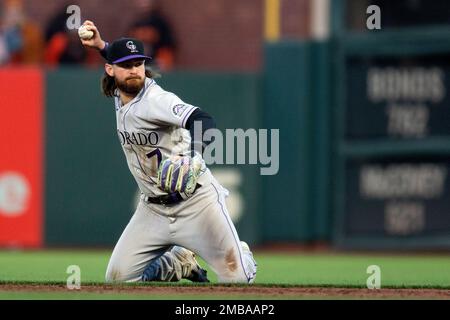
[{"xmin": 78, "ymin": 25, "xmax": 94, "ymax": 40}]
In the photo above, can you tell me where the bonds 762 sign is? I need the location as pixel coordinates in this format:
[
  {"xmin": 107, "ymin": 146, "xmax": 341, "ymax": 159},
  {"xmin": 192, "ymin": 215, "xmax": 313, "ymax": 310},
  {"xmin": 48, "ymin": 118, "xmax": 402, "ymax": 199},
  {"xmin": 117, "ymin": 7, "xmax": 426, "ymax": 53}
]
[{"xmin": 345, "ymin": 54, "xmax": 450, "ymax": 139}]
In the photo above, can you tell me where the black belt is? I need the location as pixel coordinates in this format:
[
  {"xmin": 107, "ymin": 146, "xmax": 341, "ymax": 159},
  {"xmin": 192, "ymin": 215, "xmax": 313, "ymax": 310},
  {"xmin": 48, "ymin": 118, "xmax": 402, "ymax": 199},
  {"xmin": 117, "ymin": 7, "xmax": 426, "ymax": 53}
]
[
  {"xmin": 144, "ymin": 192, "xmax": 184, "ymax": 205},
  {"xmin": 144, "ymin": 185, "xmax": 201, "ymax": 205}
]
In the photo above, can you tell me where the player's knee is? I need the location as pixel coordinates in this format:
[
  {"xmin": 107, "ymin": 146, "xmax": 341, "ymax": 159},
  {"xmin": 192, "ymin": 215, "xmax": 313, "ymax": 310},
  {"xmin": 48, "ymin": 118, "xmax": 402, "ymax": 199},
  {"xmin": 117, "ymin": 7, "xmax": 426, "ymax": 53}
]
[
  {"xmin": 224, "ymin": 266, "xmax": 256, "ymax": 284},
  {"xmin": 218, "ymin": 269, "xmax": 253, "ymax": 284},
  {"xmin": 239, "ymin": 268, "xmax": 257, "ymax": 284},
  {"xmin": 105, "ymin": 263, "xmax": 137, "ymax": 283},
  {"xmin": 234, "ymin": 273, "xmax": 252, "ymax": 284},
  {"xmin": 217, "ymin": 246, "xmax": 257, "ymax": 284},
  {"xmin": 105, "ymin": 265, "xmax": 122, "ymax": 282}
]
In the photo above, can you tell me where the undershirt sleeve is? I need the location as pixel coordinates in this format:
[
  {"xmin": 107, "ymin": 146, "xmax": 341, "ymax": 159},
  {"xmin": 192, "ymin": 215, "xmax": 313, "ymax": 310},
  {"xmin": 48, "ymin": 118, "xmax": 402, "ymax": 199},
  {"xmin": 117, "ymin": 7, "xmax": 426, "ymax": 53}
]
[
  {"xmin": 185, "ymin": 108, "xmax": 216, "ymax": 154},
  {"xmin": 99, "ymin": 42, "xmax": 109, "ymax": 60}
]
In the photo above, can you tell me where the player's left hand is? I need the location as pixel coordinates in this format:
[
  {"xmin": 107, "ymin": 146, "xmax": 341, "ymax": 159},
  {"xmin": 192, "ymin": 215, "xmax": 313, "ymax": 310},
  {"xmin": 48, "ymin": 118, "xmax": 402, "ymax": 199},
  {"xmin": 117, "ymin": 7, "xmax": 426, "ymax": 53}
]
[{"xmin": 157, "ymin": 153, "xmax": 203, "ymax": 195}]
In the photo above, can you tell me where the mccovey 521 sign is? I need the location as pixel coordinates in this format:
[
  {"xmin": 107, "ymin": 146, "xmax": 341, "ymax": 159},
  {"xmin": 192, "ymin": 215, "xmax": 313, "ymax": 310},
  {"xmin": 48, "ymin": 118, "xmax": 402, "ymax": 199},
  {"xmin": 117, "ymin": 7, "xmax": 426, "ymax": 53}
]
[{"xmin": 344, "ymin": 157, "xmax": 450, "ymax": 240}]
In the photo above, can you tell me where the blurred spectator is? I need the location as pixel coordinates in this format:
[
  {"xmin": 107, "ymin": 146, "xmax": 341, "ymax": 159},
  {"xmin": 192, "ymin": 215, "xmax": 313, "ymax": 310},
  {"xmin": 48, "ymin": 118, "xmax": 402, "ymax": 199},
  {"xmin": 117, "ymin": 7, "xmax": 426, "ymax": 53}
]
[
  {"xmin": 44, "ymin": 3, "xmax": 86, "ymax": 66},
  {"xmin": 128, "ymin": 0, "xmax": 176, "ymax": 71},
  {"xmin": 0, "ymin": 0, "xmax": 44, "ymax": 65}
]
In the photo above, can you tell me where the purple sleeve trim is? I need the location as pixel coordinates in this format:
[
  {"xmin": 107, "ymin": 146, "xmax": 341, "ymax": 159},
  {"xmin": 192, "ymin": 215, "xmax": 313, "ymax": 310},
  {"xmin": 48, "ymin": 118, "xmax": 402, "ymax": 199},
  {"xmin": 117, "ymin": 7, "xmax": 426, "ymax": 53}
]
[{"xmin": 181, "ymin": 106, "xmax": 199, "ymax": 128}]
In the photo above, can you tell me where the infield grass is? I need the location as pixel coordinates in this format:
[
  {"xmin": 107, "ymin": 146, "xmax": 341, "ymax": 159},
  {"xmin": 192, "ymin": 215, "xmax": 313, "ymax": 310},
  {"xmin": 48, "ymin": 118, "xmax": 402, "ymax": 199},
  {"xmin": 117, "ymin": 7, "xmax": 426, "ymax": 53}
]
[{"xmin": 0, "ymin": 249, "xmax": 449, "ymax": 299}]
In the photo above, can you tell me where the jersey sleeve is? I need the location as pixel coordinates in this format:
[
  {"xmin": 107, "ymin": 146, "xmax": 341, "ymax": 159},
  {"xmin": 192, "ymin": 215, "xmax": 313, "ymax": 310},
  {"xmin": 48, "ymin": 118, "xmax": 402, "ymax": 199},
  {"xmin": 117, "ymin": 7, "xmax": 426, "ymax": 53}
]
[{"xmin": 151, "ymin": 91, "xmax": 198, "ymax": 128}]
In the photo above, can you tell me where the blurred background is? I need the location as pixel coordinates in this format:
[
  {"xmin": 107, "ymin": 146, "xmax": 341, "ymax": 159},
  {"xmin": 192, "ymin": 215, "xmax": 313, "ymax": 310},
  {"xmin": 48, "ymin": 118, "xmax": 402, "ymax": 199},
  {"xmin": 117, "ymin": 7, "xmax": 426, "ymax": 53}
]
[{"xmin": 0, "ymin": 0, "xmax": 449, "ymax": 251}]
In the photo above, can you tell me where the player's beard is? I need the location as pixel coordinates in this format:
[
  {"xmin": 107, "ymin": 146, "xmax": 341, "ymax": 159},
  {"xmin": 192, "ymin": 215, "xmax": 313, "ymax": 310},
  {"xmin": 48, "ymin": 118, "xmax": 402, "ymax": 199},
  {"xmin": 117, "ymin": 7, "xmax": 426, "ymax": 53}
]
[{"xmin": 115, "ymin": 76, "xmax": 145, "ymax": 96}]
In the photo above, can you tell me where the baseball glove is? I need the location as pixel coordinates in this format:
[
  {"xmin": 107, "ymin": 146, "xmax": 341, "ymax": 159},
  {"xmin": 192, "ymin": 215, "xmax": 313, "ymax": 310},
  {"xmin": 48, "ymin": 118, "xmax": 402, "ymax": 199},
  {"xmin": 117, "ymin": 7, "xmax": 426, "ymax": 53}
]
[{"xmin": 156, "ymin": 153, "xmax": 203, "ymax": 195}]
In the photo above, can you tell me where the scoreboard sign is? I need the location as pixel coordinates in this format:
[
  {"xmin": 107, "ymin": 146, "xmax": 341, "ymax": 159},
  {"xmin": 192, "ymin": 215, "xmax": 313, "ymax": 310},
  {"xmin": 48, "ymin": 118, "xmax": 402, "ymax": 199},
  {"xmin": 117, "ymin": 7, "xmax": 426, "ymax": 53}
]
[
  {"xmin": 334, "ymin": 1, "xmax": 450, "ymax": 249},
  {"xmin": 345, "ymin": 54, "xmax": 450, "ymax": 139},
  {"xmin": 344, "ymin": 157, "xmax": 450, "ymax": 241}
]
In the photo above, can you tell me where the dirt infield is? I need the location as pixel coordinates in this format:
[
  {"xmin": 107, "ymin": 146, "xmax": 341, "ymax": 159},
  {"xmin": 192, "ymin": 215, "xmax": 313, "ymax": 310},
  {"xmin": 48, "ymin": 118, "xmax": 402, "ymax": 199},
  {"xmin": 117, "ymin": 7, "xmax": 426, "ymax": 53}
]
[{"xmin": 1, "ymin": 284, "xmax": 449, "ymax": 299}]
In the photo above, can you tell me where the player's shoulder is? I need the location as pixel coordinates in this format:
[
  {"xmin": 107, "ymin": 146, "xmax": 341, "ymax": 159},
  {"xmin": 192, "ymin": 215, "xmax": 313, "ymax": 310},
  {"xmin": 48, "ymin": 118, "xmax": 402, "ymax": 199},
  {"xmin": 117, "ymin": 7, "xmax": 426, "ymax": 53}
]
[
  {"xmin": 143, "ymin": 78, "xmax": 169, "ymax": 98},
  {"xmin": 142, "ymin": 77, "xmax": 158, "ymax": 96},
  {"xmin": 144, "ymin": 80, "xmax": 184, "ymax": 107}
]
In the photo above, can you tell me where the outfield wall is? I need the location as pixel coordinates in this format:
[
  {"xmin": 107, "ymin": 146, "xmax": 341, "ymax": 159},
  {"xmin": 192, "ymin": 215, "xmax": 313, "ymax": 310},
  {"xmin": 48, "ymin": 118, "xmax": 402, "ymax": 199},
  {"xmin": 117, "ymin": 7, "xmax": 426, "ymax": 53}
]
[{"xmin": 262, "ymin": 41, "xmax": 332, "ymax": 241}]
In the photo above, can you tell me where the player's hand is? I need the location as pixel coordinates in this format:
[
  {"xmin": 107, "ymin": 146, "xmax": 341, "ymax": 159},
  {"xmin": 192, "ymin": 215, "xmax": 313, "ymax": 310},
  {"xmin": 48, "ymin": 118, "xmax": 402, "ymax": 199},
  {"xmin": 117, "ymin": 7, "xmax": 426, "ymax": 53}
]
[
  {"xmin": 157, "ymin": 154, "xmax": 203, "ymax": 195},
  {"xmin": 79, "ymin": 20, "xmax": 106, "ymax": 51}
]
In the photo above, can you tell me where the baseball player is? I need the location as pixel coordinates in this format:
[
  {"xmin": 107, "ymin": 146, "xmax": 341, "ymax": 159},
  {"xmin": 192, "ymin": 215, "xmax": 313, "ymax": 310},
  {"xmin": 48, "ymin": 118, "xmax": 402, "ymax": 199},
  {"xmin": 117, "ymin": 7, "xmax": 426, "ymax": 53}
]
[{"xmin": 79, "ymin": 21, "xmax": 257, "ymax": 283}]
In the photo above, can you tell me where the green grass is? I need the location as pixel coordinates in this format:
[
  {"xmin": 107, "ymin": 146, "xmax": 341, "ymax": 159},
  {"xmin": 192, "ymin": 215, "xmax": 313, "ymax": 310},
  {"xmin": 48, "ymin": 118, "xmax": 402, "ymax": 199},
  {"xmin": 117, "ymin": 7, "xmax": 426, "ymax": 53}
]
[
  {"xmin": 0, "ymin": 249, "xmax": 449, "ymax": 299},
  {"xmin": 0, "ymin": 250, "xmax": 449, "ymax": 287}
]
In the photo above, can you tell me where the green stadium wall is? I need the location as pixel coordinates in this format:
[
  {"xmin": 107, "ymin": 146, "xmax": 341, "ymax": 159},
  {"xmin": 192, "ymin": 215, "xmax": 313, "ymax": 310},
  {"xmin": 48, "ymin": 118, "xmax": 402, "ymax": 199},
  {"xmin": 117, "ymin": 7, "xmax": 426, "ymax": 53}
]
[{"xmin": 262, "ymin": 40, "xmax": 332, "ymax": 242}]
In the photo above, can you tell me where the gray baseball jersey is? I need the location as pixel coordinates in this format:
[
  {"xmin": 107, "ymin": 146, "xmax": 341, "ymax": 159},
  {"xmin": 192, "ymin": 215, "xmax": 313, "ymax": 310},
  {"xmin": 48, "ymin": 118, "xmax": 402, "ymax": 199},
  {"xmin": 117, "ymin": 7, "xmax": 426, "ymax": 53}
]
[{"xmin": 106, "ymin": 77, "xmax": 257, "ymax": 283}]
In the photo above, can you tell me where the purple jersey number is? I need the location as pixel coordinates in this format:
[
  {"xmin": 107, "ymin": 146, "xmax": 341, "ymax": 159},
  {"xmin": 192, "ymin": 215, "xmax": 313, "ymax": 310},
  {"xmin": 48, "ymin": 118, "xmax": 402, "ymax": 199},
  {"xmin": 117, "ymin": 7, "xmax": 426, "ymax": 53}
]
[{"xmin": 146, "ymin": 148, "xmax": 162, "ymax": 175}]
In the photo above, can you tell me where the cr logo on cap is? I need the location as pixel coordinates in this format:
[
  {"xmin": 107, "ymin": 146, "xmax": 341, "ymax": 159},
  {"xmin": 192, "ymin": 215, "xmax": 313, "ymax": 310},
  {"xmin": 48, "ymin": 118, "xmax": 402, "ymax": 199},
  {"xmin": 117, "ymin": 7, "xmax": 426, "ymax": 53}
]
[{"xmin": 126, "ymin": 41, "xmax": 138, "ymax": 53}]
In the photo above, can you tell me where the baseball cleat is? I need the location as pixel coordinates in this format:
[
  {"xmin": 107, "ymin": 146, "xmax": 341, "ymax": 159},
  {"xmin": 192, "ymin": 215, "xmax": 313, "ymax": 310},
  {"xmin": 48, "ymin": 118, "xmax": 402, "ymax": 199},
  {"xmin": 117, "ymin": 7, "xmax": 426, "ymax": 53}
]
[{"xmin": 172, "ymin": 246, "xmax": 210, "ymax": 283}]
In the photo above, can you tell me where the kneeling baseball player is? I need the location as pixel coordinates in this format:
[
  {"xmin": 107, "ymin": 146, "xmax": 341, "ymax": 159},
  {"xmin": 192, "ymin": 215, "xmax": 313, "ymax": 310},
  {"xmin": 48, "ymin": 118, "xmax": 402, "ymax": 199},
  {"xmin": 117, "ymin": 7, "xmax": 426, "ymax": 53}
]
[{"xmin": 79, "ymin": 21, "xmax": 257, "ymax": 283}]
